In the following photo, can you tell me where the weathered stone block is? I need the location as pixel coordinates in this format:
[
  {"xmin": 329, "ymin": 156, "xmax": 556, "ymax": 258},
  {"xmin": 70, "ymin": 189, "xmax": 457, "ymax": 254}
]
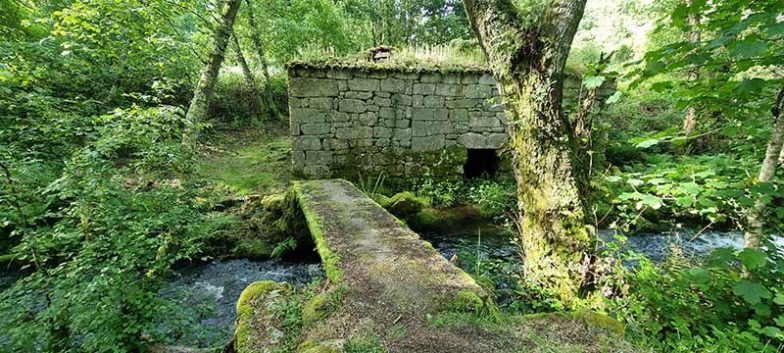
[
  {"xmin": 411, "ymin": 108, "xmax": 435, "ymax": 121},
  {"xmin": 344, "ymin": 91, "xmax": 373, "ymax": 100},
  {"xmin": 306, "ymin": 150, "xmax": 333, "ymax": 165},
  {"xmin": 463, "ymin": 84, "xmax": 491, "ymax": 98},
  {"xmin": 423, "ymin": 96, "xmax": 445, "ymax": 108},
  {"xmin": 380, "ymin": 79, "xmax": 406, "ymax": 93},
  {"xmin": 293, "ymin": 136, "xmax": 321, "ymax": 151},
  {"xmin": 457, "ymin": 133, "xmax": 487, "ymax": 148},
  {"xmin": 413, "ymin": 83, "xmax": 436, "ymax": 95},
  {"xmin": 420, "ymin": 73, "xmax": 442, "ymax": 83},
  {"xmin": 391, "ymin": 94, "xmax": 412, "ymax": 106},
  {"xmin": 328, "ymin": 111, "xmax": 350, "ymax": 122},
  {"xmin": 323, "ymin": 138, "xmax": 349, "ymax": 150},
  {"xmin": 326, "ymin": 70, "xmax": 351, "ymax": 79},
  {"xmin": 435, "ymin": 84, "xmax": 462, "ymax": 96},
  {"xmin": 292, "ymin": 151, "xmax": 305, "ymax": 169},
  {"xmin": 487, "ymin": 133, "xmax": 508, "ymax": 148},
  {"xmin": 348, "ymin": 78, "xmax": 380, "ymax": 91},
  {"xmin": 291, "ymin": 108, "xmax": 327, "ymax": 123},
  {"xmin": 289, "ymin": 78, "xmax": 338, "ymax": 97},
  {"xmin": 303, "ymin": 97, "xmax": 334, "ymax": 110},
  {"xmin": 373, "ymin": 97, "xmax": 392, "ymax": 107},
  {"xmin": 336, "ymin": 126, "xmax": 373, "ymax": 139},
  {"xmin": 461, "ymin": 75, "xmax": 479, "ymax": 84},
  {"xmin": 375, "ymin": 91, "xmax": 391, "ymax": 98},
  {"xmin": 412, "ymin": 135, "xmax": 445, "ymax": 151},
  {"xmin": 393, "ymin": 128, "xmax": 412, "ymax": 140},
  {"xmin": 359, "ymin": 112, "xmax": 378, "ymax": 126},
  {"xmin": 478, "ymin": 73, "xmax": 495, "ymax": 84},
  {"xmin": 445, "ymin": 99, "xmax": 481, "ymax": 109},
  {"xmin": 435, "ymin": 109, "xmax": 449, "ymax": 121},
  {"xmin": 338, "ymin": 99, "xmax": 367, "ymax": 113},
  {"xmin": 469, "ymin": 115, "xmax": 500, "ymax": 129},
  {"xmin": 290, "ymin": 122, "xmax": 300, "ymax": 135},
  {"xmin": 450, "ymin": 109, "xmax": 468, "ymax": 122},
  {"xmin": 374, "ymin": 126, "xmax": 393, "ymax": 138},
  {"xmin": 303, "ymin": 165, "xmax": 330, "ymax": 178},
  {"xmin": 442, "ymin": 74, "xmax": 460, "ymax": 84},
  {"xmin": 413, "ymin": 95, "xmax": 424, "ymax": 108},
  {"xmin": 300, "ymin": 123, "xmax": 330, "ymax": 135}
]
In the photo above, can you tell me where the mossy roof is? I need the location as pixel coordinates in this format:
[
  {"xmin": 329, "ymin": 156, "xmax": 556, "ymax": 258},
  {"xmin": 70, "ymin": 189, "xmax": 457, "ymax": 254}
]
[{"xmin": 286, "ymin": 47, "xmax": 492, "ymax": 74}]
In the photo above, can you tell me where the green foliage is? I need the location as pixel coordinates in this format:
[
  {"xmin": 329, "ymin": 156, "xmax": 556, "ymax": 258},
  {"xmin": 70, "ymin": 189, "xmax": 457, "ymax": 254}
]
[
  {"xmin": 0, "ymin": 106, "xmax": 229, "ymax": 352},
  {"xmin": 607, "ymin": 242, "xmax": 784, "ymax": 352},
  {"xmin": 598, "ymin": 153, "xmax": 784, "ymax": 231}
]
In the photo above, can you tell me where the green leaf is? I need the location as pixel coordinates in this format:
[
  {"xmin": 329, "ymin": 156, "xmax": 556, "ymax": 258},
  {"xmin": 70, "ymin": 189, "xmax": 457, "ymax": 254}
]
[
  {"xmin": 738, "ymin": 248, "xmax": 768, "ymax": 270},
  {"xmin": 605, "ymin": 91, "xmax": 622, "ymax": 104},
  {"xmin": 729, "ymin": 39, "xmax": 767, "ymax": 58},
  {"xmin": 735, "ymin": 78, "xmax": 765, "ymax": 94},
  {"xmin": 733, "ymin": 280, "xmax": 771, "ymax": 305},
  {"xmin": 685, "ymin": 268, "xmax": 711, "ymax": 284},
  {"xmin": 636, "ymin": 138, "xmax": 660, "ymax": 149},
  {"xmin": 583, "ymin": 75, "xmax": 606, "ymax": 89}
]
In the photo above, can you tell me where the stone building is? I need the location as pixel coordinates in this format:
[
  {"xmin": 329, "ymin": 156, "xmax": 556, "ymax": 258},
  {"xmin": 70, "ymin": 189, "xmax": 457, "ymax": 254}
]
[{"xmin": 288, "ymin": 57, "xmax": 612, "ymax": 185}]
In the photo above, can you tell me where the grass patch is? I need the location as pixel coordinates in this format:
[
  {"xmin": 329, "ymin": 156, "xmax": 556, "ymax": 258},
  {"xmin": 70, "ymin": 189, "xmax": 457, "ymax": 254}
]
[{"xmin": 198, "ymin": 126, "xmax": 291, "ymax": 195}]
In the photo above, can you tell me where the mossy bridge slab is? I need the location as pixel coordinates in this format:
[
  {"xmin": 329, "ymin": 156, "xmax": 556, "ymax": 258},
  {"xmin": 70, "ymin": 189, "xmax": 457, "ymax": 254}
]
[{"xmin": 234, "ymin": 179, "xmax": 634, "ymax": 353}]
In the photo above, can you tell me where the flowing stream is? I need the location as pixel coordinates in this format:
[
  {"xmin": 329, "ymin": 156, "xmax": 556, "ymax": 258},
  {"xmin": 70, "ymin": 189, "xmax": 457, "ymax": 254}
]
[{"xmin": 2, "ymin": 227, "xmax": 781, "ymax": 349}]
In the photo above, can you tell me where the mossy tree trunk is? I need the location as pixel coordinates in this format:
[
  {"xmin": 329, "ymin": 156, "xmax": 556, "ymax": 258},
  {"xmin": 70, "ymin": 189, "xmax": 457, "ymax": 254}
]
[
  {"xmin": 463, "ymin": 0, "xmax": 595, "ymax": 305},
  {"xmin": 244, "ymin": 0, "xmax": 279, "ymax": 119},
  {"xmin": 746, "ymin": 87, "xmax": 784, "ymax": 249},
  {"xmin": 683, "ymin": 0, "xmax": 701, "ymax": 138},
  {"xmin": 183, "ymin": 0, "xmax": 242, "ymax": 145}
]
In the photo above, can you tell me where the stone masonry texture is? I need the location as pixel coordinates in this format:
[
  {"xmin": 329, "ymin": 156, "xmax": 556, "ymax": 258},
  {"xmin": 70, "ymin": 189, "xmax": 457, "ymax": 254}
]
[{"xmin": 289, "ymin": 66, "xmax": 613, "ymax": 183}]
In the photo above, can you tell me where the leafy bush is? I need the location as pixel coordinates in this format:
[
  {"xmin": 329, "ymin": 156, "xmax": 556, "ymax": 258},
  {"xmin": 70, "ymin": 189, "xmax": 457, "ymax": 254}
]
[
  {"xmin": 209, "ymin": 71, "xmax": 289, "ymax": 128},
  {"xmin": 597, "ymin": 153, "xmax": 783, "ymax": 231},
  {"xmin": 0, "ymin": 106, "xmax": 227, "ymax": 352},
  {"xmin": 608, "ymin": 242, "xmax": 784, "ymax": 352},
  {"xmin": 466, "ymin": 177, "xmax": 517, "ymax": 221}
]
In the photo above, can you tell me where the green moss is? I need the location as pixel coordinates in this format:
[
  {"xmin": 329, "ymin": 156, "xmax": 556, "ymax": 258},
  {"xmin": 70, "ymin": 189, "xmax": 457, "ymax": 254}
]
[
  {"xmin": 369, "ymin": 193, "xmax": 391, "ymax": 208},
  {"xmin": 235, "ymin": 281, "xmax": 291, "ymax": 353},
  {"xmin": 386, "ymin": 191, "xmax": 427, "ymax": 217},
  {"xmin": 301, "ymin": 293, "xmax": 329, "ymax": 325},
  {"xmin": 298, "ymin": 340, "xmax": 342, "ymax": 353},
  {"xmin": 450, "ymin": 290, "xmax": 485, "ymax": 313},
  {"xmin": 574, "ymin": 309, "xmax": 625, "ymax": 335},
  {"xmin": 292, "ymin": 182, "xmax": 344, "ymax": 283}
]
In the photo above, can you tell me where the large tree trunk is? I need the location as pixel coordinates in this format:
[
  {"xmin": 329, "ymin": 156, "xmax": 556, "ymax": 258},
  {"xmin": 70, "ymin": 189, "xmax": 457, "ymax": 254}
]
[
  {"xmin": 463, "ymin": 0, "xmax": 594, "ymax": 305},
  {"xmin": 244, "ymin": 0, "xmax": 279, "ymax": 119},
  {"xmin": 682, "ymin": 0, "xmax": 700, "ymax": 137},
  {"xmin": 745, "ymin": 87, "xmax": 784, "ymax": 249},
  {"xmin": 183, "ymin": 0, "xmax": 242, "ymax": 144}
]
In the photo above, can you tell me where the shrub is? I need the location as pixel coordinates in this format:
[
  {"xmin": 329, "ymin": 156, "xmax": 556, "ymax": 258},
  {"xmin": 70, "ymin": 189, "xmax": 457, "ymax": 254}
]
[{"xmin": 607, "ymin": 242, "xmax": 784, "ymax": 352}]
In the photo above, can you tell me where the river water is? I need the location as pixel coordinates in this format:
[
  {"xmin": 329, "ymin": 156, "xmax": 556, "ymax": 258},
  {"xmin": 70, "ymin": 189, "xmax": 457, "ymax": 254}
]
[{"xmin": 2, "ymin": 228, "xmax": 780, "ymax": 349}]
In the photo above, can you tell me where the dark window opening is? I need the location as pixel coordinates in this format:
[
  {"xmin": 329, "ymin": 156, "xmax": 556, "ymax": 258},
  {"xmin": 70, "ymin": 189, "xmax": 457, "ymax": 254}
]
[{"xmin": 464, "ymin": 149, "xmax": 500, "ymax": 178}]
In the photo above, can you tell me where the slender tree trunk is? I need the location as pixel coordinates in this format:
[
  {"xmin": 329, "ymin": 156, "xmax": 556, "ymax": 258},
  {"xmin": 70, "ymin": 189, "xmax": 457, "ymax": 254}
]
[
  {"xmin": 745, "ymin": 87, "xmax": 784, "ymax": 248},
  {"xmin": 463, "ymin": 0, "xmax": 594, "ymax": 305},
  {"xmin": 244, "ymin": 0, "xmax": 279, "ymax": 119},
  {"xmin": 232, "ymin": 33, "xmax": 256, "ymax": 89},
  {"xmin": 232, "ymin": 33, "xmax": 262, "ymax": 116},
  {"xmin": 683, "ymin": 0, "xmax": 700, "ymax": 137},
  {"xmin": 183, "ymin": 0, "xmax": 242, "ymax": 144}
]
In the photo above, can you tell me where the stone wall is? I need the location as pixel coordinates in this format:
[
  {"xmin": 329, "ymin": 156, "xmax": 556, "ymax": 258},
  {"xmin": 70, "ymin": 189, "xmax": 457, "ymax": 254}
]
[{"xmin": 288, "ymin": 66, "xmax": 611, "ymax": 184}]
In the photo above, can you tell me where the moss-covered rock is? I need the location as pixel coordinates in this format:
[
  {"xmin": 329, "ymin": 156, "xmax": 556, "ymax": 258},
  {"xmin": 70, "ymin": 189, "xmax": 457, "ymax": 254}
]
[
  {"xmin": 301, "ymin": 293, "xmax": 329, "ymax": 326},
  {"xmin": 369, "ymin": 193, "xmax": 391, "ymax": 208},
  {"xmin": 386, "ymin": 191, "xmax": 426, "ymax": 217},
  {"xmin": 298, "ymin": 340, "xmax": 343, "ymax": 353},
  {"xmin": 235, "ymin": 281, "xmax": 292, "ymax": 353}
]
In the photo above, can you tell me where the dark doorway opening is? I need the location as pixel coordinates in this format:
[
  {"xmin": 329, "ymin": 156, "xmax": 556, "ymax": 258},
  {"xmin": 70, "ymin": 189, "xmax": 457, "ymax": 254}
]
[{"xmin": 464, "ymin": 149, "xmax": 500, "ymax": 178}]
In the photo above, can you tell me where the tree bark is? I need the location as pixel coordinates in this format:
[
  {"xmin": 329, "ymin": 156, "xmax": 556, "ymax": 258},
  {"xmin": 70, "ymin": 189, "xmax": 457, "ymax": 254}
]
[
  {"xmin": 231, "ymin": 32, "xmax": 262, "ymax": 116},
  {"xmin": 231, "ymin": 33, "xmax": 256, "ymax": 89},
  {"xmin": 183, "ymin": 0, "xmax": 242, "ymax": 144},
  {"xmin": 682, "ymin": 0, "xmax": 700, "ymax": 137},
  {"xmin": 244, "ymin": 0, "xmax": 279, "ymax": 119},
  {"xmin": 745, "ymin": 87, "xmax": 784, "ymax": 249},
  {"xmin": 463, "ymin": 0, "xmax": 594, "ymax": 305}
]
